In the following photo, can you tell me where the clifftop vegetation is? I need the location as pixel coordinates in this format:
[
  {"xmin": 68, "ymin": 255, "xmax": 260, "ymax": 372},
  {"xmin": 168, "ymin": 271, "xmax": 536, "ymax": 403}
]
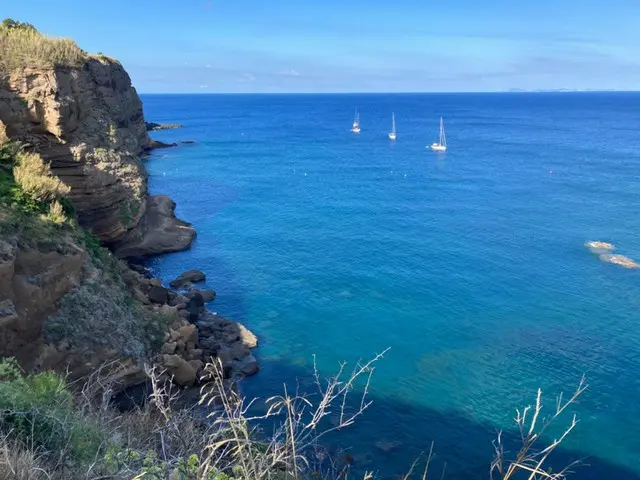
[{"xmin": 0, "ymin": 18, "xmax": 85, "ymax": 73}]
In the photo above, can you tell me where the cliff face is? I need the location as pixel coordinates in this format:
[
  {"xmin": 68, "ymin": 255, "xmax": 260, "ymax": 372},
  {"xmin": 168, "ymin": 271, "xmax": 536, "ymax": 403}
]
[
  {"xmin": 0, "ymin": 57, "xmax": 194, "ymax": 254},
  {"xmin": 0, "ymin": 58, "xmax": 150, "ymax": 244},
  {"xmin": 0, "ymin": 48, "xmax": 204, "ymax": 388}
]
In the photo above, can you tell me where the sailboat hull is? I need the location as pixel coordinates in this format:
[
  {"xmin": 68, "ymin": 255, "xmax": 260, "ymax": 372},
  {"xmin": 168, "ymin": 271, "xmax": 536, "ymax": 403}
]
[
  {"xmin": 429, "ymin": 144, "xmax": 446, "ymax": 152},
  {"xmin": 389, "ymin": 133, "xmax": 396, "ymax": 140}
]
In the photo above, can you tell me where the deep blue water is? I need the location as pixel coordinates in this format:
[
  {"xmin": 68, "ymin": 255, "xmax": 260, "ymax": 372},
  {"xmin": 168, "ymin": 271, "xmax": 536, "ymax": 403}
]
[{"xmin": 141, "ymin": 93, "xmax": 640, "ymax": 479}]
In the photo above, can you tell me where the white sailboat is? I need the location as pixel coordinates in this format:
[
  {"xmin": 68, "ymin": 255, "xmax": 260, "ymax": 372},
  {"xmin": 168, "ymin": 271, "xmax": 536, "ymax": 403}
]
[
  {"xmin": 351, "ymin": 109, "xmax": 361, "ymax": 133},
  {"xmin": 429, "ymin": 117, "xmax": 447, "ymax": 152},
  {"xmin": 388, "ymin": 112, "xmax": 396, "ymax": 140}
]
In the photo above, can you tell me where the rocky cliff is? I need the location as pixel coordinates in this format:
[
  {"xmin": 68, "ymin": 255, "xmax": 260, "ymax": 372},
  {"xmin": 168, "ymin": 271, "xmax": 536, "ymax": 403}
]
[
  {"xmin": 0, "ymin": 29, "xmax": 254, "ymax": 392},
  {"xmin": 0, "ymin": 57, "xmax": 194, "ymax": 255}
]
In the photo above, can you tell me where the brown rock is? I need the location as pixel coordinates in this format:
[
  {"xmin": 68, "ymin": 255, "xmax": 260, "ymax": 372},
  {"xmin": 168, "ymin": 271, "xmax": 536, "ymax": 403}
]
[
  {"xmin": 162, "ymin": 342, "xmax": 177, "ymax": 355},
  {"xmin": 240, "ymin": 355, "xmax": 259, "ymax": 376},
  {"xmin": 188, "ymin": 359, "xmax": 204, "ymax": 373},
  {"xmin": 112, "ymin": 195, "xmax": 196, "ymax": 258},
  {"xmin": 169, "ymin": 270, "xmax": 206, "ymax": 288},
  {"xmin": 188, "ymin": 289, "xmax": 215, "ymax": 302},
  {"xmin": 188, "ymin": 348, "xmax": 203, "ymax": 360},
  {"xmin": 0, "ymin": 239, "xmax": 86, "ymax": 367},
  {"xmin": 148, "ymin": 286, "xmax": 169, "ymax": 304},
  {"xmin": 177, "ymin": 324, "xmax": 197, "ymax": 343},
  {"xmin": 163, "ymin": 354, "xmax": 196, "ymax": 386},
  {"xmin": 0, "ymin": 60, "xmax": 151, "ymax": 245},
  {"xmin": 170, "ymin": 294, "xmax": 189, "ymax": 307}
]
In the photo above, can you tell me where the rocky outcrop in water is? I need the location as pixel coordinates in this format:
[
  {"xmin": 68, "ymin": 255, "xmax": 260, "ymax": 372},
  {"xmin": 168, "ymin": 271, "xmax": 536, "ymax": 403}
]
[
  {"xmin": 146, "ymin": 122, "xmax": 183, "ymax": 131},
  {"xmin": 113, "ymin": 195, "xmax": 196, "ymax": 258}
]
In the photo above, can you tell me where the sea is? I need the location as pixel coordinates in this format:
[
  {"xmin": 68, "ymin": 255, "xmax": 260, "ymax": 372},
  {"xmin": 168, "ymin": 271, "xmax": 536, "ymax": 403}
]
[{"xmin": 140, "ymin": 92, "xmax": 640, "ymax": 480}]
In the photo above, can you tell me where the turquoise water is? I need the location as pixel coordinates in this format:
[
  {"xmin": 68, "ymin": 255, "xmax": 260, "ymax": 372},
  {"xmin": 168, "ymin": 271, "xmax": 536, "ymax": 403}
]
[{"xmin": 142, "ymin": 93, "xmax": 640, "ymax": 479}]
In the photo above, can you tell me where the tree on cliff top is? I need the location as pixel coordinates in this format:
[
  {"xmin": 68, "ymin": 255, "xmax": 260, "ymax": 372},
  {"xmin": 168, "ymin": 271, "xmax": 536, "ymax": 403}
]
[{"xmin": 1, "ymin": 19, "xmax": 37, "ymax": 32}]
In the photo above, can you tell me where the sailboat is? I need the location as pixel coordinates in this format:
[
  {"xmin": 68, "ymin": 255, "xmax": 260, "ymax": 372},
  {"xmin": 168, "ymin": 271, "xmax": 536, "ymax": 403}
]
[
  {"xmin": 388, "ymin": 113, "xmax": 396, "ymax": 140},
  {"xmin": 429, "ymin": 117, "xmax": 447, "ymax": 152},
  {"xmin": 351, "ymin": 110, "xmax": 361, "ymax": 133}
]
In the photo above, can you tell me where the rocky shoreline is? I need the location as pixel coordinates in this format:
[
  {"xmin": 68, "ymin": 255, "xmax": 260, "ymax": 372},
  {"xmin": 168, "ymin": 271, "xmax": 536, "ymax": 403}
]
[
  {"xmin": 0, "ymin": 45, "xmax": 259, "ymax": 400},
  {"xmin": 125, "ymin": 263, "xmax": 259, "ymax": 391}
]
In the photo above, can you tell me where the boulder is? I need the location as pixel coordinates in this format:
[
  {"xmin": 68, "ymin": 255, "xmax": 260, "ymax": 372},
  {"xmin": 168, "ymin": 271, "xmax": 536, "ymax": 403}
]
[
  {"xmin": 149, "ymin": 278, "xmax": 162, "ymax": 288},
  {"xmin": 185, "ymin": 289, "xmax": 215, "ymax": 302},
  {"xmin": 188, "ymin": 348, "xmax": 203, "ymax": 360},
  {"xmin": 177, "ymin": 324, "xmax": 197, "ymax": 343},
  {"xmin": 112, "ymin": 195, "xmax": 196, "ymax": 258},
  {"xmin": 238, "ymin": 323, "xmax": 258, "ymax": 348},
  {"xmin": 169, "ymin": 270, "xmax": 206, "ymax": 288},
  {"xmin": 200, "ymin": 289, "xmax": 216, "ymax": 302},
  {"xmin": 162, "ymin": 342, "xmax": 177, "ymax": 355},
  {"xmin": 170, "ymin": 294, "xmax": 189, "ymax": 307},
  {"xmin": 239, "ymin": 355, "xmax": 259, "ymax": 376},
  {"xmin": 148, "ymin": 286, "xmax": 169, "ymax": 304},
  {"xmin": 163, "ymin": 354, "xmax": 196, "ymax": 387},
  {"xmin": 186, "ymin": 293, "xmax": 205, "ymax": 322},
  {"xmin": 188, "ymin": 359, "xmax": 204, "ymax": 373},
  {"xmin": 178, "ymin": 309, "xmax": 190, "ymax": 320}
]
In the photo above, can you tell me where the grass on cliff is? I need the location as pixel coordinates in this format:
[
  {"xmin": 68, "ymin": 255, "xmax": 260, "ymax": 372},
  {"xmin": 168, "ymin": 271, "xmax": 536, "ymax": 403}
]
[
  {"xmin": 0, "ymin": 142, "xmax": 74, "ymax": 241},
  {"xmin": 0, "ymin": 19, "xmax": 85, "ymax": 73},
  {"xmin": 0, "ymin": 354, "xmax": 587, "ymax": 480}
]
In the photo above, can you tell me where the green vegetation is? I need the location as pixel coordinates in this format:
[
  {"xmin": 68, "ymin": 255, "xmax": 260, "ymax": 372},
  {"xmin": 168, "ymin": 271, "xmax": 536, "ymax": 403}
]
[
  {"xmin": 0, "ymin": 359, "xmax": 104, "ymax": 466},
  {"xmin": 0, "ymin": 142, "xmax": 74, "ymax": 240},
  {"xmin": 0, "ymin": 18, "xmax": 85, "ymax": 73}
]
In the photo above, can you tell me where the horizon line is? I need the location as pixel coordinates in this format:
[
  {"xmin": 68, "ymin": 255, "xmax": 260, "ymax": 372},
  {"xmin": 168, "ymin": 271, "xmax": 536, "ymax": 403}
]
[{"xmin": 137, "ymin": 90, "xmax": 640, "ymax": 95}]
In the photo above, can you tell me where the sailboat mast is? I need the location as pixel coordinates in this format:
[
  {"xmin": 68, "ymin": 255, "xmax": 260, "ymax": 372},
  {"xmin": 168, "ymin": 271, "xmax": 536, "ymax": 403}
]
[
  {"xmin": 439, "ymin": 117, "xmax": 446, "ymax": 146},
  {"xmin": 392, "ymin": 113, "xmax": 396, "ymax": 133}
]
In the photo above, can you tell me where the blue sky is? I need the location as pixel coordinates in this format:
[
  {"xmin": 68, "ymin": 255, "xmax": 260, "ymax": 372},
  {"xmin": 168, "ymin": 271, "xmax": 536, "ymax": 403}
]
[{"xmin": 4, "ymin": 0, "xmax": 640, "ymax": 93}]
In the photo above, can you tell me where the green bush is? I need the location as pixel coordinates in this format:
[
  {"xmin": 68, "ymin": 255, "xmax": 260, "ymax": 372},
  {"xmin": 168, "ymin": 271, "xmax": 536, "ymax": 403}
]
[
  {"xmin": 0, "ymin": 359, "xmax": 105, "ymax": 464},
  {"xmin": 13, "ymin": 150, "xmax": 69, "ymax": 203}
]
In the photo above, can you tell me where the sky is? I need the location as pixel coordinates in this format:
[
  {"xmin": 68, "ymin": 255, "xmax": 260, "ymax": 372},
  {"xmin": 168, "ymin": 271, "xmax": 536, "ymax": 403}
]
[{"xmin": 3, "ymin": 0, "xmax": 640, "ymax": 93}]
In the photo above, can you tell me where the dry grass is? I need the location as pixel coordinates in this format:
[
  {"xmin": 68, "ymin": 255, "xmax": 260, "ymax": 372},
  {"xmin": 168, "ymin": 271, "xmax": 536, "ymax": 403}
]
[
  {"xmin": 0, "ymin": 435, "xmax": 49, "ymax": 480},
  {"xmin": 491, "ymin": 377, "xmax": 588, "ymax": 480},
  {"xmin": 0, "ymin": 26, "xmax": 85, "ymax": 73},
  {"xmin": 0, "ymin": 354, "xmax": 589, "ymax": 480},
  {"xmin": 13, "ymin": 150, "xmax": 69, "ymax": 202}
]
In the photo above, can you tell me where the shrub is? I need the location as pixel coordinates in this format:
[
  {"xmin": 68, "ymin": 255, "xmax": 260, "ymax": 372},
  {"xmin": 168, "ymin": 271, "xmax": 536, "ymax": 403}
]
[
  {"xmin": 43, "ymin": 199, "xmax": 67, "ymax": 224},
  {"xmin": 0, "ymin": 21, "xmax": 85, "ymax": 72},
  {"xmin": 0, "ymin": 359, "xmax": 105, "ymax": 465},
  {"xmin": 12, "ymin": 150, "xmax": 69, "ymax": 203}
]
